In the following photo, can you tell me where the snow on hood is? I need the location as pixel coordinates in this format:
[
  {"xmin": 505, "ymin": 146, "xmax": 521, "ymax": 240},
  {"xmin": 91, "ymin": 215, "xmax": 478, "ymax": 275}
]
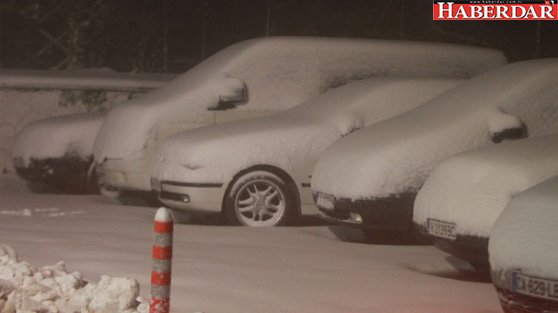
[
  {"xmin": 489, "ymin": 176, "xmax": 558, "ymax": 278},
  {"xmin": 413, "ymin": 134, "xmax": 558, "ymax": 238},
  {"xmin": 12, "ymin": 112, "xmax": 105, "ymax": 165},
  {"xmin": 153, "ymin": 78, "xmax": 461, "ymax": 184},
  {"xmin": 0, "ymin": 244, "xmax": 148, "ymax": 313},
  {"xmin": 93, "ymin": 37, "xmax": 506, "ymax": 163},
  {"xmin": 311, "ymin": 59, "xmax": 558, "ymax": 200}
]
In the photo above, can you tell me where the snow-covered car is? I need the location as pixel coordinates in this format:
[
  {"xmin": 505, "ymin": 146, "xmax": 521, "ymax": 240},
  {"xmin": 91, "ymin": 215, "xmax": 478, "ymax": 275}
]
[
  {"xmin": 8, "ymin": 70, "xmax": 174, "ymax": 194},
  {"xmin": 311, "ymin": 59, "xmax": 558, "ymax": 240},
  {"xmin": 151, "ymin": 78, "xmax": 461, "ymax": 226},
  {"xmin": 94, "ymin": 37, "xmax": 506, "ymax": 201},
  {"xmin": 12, "ymin": 112, "xmax": 105, "ymax": 193},
  {"xmin": 413, "ymin": 134, "xmax": 558, "ymax": 269},
  {"xmin": 489, "ymin": 176, "xmax": 558, "ymax": 313}
]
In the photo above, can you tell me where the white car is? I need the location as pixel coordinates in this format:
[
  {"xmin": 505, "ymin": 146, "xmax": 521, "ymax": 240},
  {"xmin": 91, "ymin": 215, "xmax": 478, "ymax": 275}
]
[
  {"xmin": 413, "ymin": 134, "xmax": 558, "ymax": 269},
  {"xmin": 311, "ymin": 59, "xmax": 558, "ymax": 240},
  {"xmin": 489, "ymin": 176, "xmax": 558, "ymax": 313},
  {"xmin": 94, "ymin": 37, "xmax": 506, "ymax": 201},
  {"xmin": 151, "ymin": 78, "xmax": 461, "ymax": 226}
]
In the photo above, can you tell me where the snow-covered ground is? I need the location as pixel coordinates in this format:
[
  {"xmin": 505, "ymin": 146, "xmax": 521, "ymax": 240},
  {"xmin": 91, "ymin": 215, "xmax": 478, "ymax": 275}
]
[{"xmin": 0, "ymin": 174, "xmax": 501, "ymax": 313}]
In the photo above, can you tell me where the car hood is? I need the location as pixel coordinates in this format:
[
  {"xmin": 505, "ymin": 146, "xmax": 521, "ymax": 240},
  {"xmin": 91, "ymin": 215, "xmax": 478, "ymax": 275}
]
[
  {"xmin": 13, "ymin": 112, "xmax": 106, "ymax": 165},
  {"xmin": 489, "ymin": 176, "xmax": 558, "ymax": 279},
  {"xmin": 413, "ymin": 134, "xmax": 558, "ymax": 238},
  {"xmin": 153, "ymin": 114, "xmax": 340, "ymax": 184}
]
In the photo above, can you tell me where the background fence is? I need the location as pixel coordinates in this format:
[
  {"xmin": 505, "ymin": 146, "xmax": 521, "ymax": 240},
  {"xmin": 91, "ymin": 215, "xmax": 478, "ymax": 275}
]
[{"xmin": 2, "ymin": 0, "xmax": 557, "ymax": 74}]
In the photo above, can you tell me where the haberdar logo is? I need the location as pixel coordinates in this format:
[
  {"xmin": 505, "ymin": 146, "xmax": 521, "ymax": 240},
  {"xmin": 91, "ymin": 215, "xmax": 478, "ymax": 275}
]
[{"xmin": 433, "ymin": 0, "xmax": 558, "ymax": 20}]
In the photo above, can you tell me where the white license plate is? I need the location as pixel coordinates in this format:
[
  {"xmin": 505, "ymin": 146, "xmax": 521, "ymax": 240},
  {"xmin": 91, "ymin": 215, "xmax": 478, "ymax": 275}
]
[
  {"xmin": 512, "ymin": 272, "xmax": 558, "ymax": 301},
  {"xmin": 427, "ymin": 218, "xmax": 456, "ymax": 240},
  {"xmin": 316, "ymin": 193, "xmax": 335, "ymax": 210}
]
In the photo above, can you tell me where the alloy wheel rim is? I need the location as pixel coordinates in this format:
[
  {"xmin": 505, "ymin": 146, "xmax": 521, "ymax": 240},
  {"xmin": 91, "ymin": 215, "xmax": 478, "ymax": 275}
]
[{"xmin": 234, "ymin": 179, "xmax": 286, "ymax": 227}]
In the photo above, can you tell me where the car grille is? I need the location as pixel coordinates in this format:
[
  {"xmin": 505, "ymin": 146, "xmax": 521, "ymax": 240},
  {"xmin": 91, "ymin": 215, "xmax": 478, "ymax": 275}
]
[{"xmin": 496, "ymin": 287, "xmax": 558, "ymax": 313}]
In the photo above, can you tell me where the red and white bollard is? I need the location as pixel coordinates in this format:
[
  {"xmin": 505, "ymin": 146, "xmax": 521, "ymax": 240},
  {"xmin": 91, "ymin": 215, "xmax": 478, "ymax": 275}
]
[{"xmin": 150, "ymin": 207, "xmax": 173, "ymax": 313}]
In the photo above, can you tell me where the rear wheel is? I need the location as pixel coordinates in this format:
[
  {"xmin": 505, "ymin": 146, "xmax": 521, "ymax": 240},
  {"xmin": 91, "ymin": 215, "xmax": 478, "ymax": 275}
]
[
  {"xmin": 362, "ymin": 224, "xmax": 431, "ymax": 245},
  {"xmin": 84, "ymin": 162, "xmax": 100, "ymax": 194},
  {"xmin": 99, "ymin": 185, "xmax": 121, "ymax": 198},
  {"xmin": 224, "ymin": 171, "xmax": 296, "ymax": 227},
  {"xmin": 468, "ymin": 260, "xmax": 490, "ymax": 273}
]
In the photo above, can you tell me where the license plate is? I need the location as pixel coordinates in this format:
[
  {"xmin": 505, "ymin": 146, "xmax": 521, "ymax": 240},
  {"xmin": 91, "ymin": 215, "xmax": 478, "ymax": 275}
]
[
  {"xmin": 427, "ymin": 218, "xmax": 456, "ymax": 240},
  {"xmin": 512, "ymin": 272, "xmax": 558, "ymax": 301},
  {"xmin": 316, "ymin": 193, "xmax": 335, "ymax": 210}
]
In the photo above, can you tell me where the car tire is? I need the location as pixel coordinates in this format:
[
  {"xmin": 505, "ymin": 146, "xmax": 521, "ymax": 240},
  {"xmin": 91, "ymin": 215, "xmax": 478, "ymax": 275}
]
[
  {"xmin": 224, "ymin": 171, "xmax": 296, "ymax": 227},
  {"xmin": 362, "ymin": 226, "xmax": 431, "ymax": 245},
  {"xmin": 468, "ymin": 260, "xmax": 490, "ymax": 273},
  {"xmin": 405, "ymin": 224, "xmax": 432, "ymax": 245},
  {"xmin": 99, "ymin": 185, "xmax": 121, "ymax": 199},
  {"xmin": 84, "ymin": 163, "xmax": 100, "ymax": 194}
]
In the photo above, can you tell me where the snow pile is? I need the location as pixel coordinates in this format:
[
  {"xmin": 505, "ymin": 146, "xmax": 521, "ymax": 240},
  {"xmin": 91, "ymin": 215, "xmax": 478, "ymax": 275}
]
[
  {"xmin": 153, "ymin": 78, "xmax": 460, "ymax": 185},
  {"xmin": 94, "ymin": 37, "xmax": 505, "ymax": 163},
  {"xmin": 311, "ymin": 59, "xmax": 558, "ymax": 200},
  {"xmin": 489, "ymin": 176, "xmax": 558, "ymax": 277},
  {"xmin": 0, "ymin": 244, "xmax": 148, "ymax": 313},
  {"xmin": 12, "ymin": 112, "xmax": 106, "ymax": 165},
  {"xmin": 413, "ymin": 134, "xmax": 558, "ymax": 238}
]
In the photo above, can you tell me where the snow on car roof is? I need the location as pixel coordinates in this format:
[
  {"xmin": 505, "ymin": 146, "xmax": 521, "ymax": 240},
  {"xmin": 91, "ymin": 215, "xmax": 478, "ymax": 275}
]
[
  {"xmin": 12, "ymin": 112, "xmax": 106, "ymax": 164},
  {"xmin": 311, "ymin": 59, "xmax": 558, "ymax": 200},
  {"xmin": 489, "ymin": 175, "xmax": 558, "ymax": 278},
  {"xmin": 94, "ymin": 37, "xmax": 506, "ymax": 162},
  {"xmin": 153, "ymin": 78, "xmax": 460, "ymax": 184},
  {"xmin": 413, "ymin": 134, "xmax": 558, "ymax": 238}
]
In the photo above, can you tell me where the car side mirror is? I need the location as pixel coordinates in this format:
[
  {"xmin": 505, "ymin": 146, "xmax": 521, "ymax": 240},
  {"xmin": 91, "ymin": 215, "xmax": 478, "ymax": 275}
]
[
  {"xmin": 491, "ymin": 125, "xmax": 526, "ymax": 143},
  {"xmin": 208, "ymin": 77, "xmax": 248, "ymax": 111},
  {"xmin": 488, "ymin": 111, "xmax": 526, "ymax": 143}
]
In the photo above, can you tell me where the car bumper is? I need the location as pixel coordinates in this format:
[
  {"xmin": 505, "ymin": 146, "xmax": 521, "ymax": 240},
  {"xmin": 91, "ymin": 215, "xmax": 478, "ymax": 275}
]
[
  {"xmin": 492, "ymin": 270, "xmax": 558, "ymax": 313},
  {"xmin": 152, "ymin": 178, "xmax": 225, "ymax": 213},
  {"xmin": 13, "ymin": 156, "xmax": 92, "ymax": 189},
  {"xmin": 416, "ymin": 223, "xmax": 489, "ymax": 268},
  {"xmin": 313, "ymin": 192, "xmax": 416, "ymax": 232},
  {"xmin": 96, "ymin": 160, "xmax": 151, "ymax": 192}
]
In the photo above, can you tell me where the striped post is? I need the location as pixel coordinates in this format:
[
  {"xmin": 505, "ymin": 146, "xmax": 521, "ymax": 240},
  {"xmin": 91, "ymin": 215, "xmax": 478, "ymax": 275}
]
[{"xmin": 150, "ymin": 207, "xmax": 173, "ymax": 313}]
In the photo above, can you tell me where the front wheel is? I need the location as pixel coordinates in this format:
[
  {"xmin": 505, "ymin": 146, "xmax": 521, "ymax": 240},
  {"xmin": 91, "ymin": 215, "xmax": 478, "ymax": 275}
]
[{"xmin": 224, "ymin": 171, "xmax": 296, "ymax": 227}]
